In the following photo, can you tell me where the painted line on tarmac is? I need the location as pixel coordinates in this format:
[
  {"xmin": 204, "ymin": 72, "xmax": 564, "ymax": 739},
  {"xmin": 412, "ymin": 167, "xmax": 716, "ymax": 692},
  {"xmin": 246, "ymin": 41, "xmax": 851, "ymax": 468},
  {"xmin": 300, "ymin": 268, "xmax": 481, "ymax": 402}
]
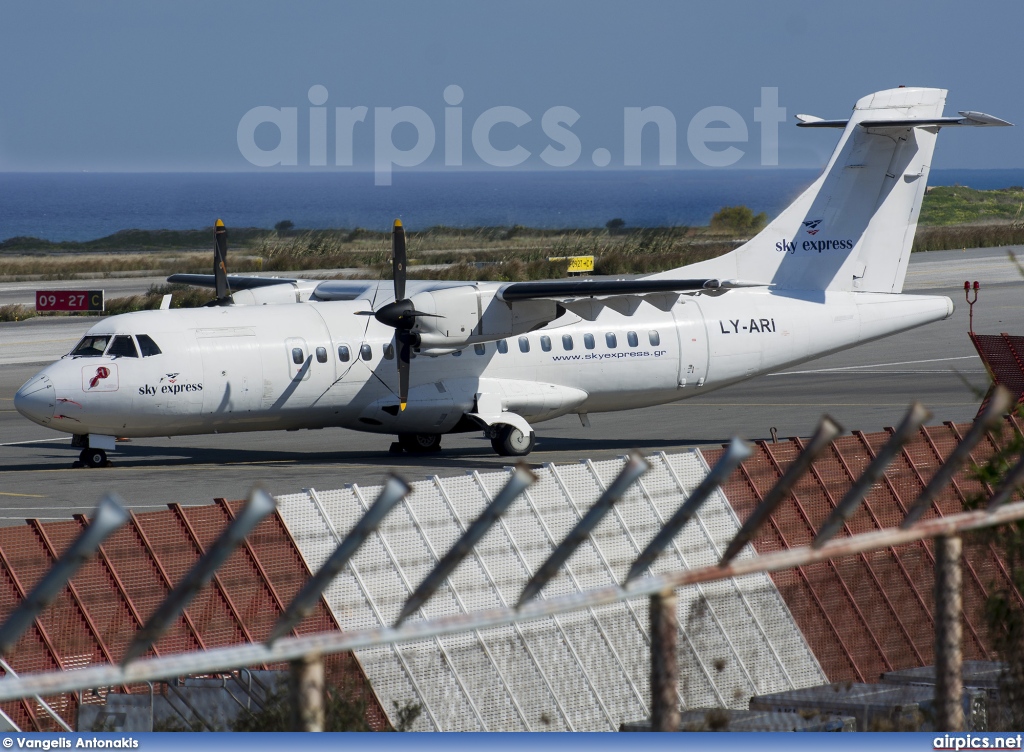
[
  {"xmin": 771, "ymin": 355, "xmax": 977, "ymax": 376},
  {"xmin": 0, "ymin": 492, "xmax": 47, "ymax": 498}
]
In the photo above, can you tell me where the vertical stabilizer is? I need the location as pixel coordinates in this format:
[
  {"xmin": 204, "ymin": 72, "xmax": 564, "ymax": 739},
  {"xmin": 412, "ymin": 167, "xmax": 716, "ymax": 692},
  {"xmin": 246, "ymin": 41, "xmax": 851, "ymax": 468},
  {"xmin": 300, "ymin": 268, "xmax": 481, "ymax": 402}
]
[{"xmin": 658, "ymin": 88, "xmax": 1010, "ymax": 293}]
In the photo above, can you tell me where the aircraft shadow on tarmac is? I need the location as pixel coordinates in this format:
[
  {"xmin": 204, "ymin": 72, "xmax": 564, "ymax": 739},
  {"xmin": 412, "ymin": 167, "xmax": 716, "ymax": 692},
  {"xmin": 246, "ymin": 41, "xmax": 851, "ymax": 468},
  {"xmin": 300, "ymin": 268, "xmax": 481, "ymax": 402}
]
[{"xmin": 9, "ymin": 435, "xmax": 735, "ymax": 473}]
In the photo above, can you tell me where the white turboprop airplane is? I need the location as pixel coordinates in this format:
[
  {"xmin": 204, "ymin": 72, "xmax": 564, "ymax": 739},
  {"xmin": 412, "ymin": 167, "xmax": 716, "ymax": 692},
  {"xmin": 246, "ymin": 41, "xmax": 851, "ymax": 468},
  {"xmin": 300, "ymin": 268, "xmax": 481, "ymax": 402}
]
[{"xmin": 14, "ymin": 88, "xmax": 1011, "ymax": 467}]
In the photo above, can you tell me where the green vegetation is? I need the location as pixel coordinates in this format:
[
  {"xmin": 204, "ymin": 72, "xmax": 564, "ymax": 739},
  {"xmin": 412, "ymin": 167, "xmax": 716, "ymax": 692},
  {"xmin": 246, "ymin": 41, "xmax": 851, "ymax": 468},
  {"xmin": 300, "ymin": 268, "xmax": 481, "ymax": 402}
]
[
  {"xmin": 0, "ymin": 227, "xmax": 270, "ymax": 253},
  {"xmin": 912, "ymin": 224, "xmax": 1024, "ymax": 252},
  {"xmin": 919, "ymin": 185, "xmax": 1024, "ymax": 226},
  {"xmin": 0, "ymin": 304, "xmax": 35, "ymax": 322},
  {"xmin": 710, "ymin": 205, "xmax": 767, "ymax": 234},
  {"xmin": 605, "ymin": 217, "xmax": 626, "ymax": 235}
]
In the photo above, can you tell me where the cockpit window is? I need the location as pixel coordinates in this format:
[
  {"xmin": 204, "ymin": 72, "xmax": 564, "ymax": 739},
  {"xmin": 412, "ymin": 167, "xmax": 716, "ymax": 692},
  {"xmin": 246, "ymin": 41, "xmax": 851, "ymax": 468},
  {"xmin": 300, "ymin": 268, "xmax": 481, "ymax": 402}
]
[
  {"xmin": 71, "ymin": 335, "xmax": 111, "ymax": 357},
  {"xmin": 107, "ymin": 335, "xmax": 139, "ymax": 358},
  {"xmin": 136, "ymin": 334, "xmax": 162, "ymax": 357}
]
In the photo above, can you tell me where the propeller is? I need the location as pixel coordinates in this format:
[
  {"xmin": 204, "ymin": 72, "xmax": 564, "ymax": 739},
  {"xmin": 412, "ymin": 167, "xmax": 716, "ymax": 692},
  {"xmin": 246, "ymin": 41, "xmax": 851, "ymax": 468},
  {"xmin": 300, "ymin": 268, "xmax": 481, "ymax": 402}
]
[
  {"xmin": 213, "ymin": 219, "xmax": 229, "ymax": 300},
  {"xmin": 360, "ymin": 220, "xmax": 440, "ymax": 411},
  {"xmin": 200, "ymin": 219, "xmax": 233, "ymax": 306}
]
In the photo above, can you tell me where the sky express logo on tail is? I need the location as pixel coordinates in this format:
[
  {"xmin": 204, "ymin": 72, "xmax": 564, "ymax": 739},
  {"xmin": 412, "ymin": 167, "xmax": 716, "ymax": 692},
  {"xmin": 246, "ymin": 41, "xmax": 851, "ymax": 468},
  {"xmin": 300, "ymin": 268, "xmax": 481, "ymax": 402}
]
[
  {"xmin": 775, "ymin": 237, "xmax": 854, "ymax": 254},
  {"xmin": 775, "ymin": 219, "xmax": 853, "ymax": 254}
]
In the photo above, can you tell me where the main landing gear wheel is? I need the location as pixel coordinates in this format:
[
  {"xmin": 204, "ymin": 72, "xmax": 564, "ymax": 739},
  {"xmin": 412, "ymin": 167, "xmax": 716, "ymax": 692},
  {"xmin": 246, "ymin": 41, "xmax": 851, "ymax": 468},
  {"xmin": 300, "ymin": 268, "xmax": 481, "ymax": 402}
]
[
  {"xmin": 398, "ymin": 433, "xmax": 442, "ymax": 454},
  {"xmin": 79, "ymin": 448, "xmax": 108, "ymax": 468},
  {"xmin": 490, "ymin": 425, "xmax": 536, "ymax": 457}
]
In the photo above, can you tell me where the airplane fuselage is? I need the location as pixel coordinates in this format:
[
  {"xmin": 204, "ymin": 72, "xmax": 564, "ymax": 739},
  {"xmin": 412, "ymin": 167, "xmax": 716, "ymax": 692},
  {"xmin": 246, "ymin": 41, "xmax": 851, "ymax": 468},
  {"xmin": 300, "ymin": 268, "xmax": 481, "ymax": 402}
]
[{"xmin": 15, "ymin": 285, "xmax": 953, "ymax": 443}]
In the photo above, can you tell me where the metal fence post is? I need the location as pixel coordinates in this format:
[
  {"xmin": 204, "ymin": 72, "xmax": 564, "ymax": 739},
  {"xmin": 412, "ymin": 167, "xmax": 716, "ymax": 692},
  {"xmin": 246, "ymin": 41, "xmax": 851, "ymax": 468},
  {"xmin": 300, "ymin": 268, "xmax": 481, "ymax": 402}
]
[
  {"xmin": 934, "ymin": 534, "xmax": 964, "ymax": 732},
  {"xmin": 290, "ymin": 652, "xmax": 325, "ymax": 732},
  {"xmin": 649, "ymin": 588, "xmax": 679, "ymax": 732}
]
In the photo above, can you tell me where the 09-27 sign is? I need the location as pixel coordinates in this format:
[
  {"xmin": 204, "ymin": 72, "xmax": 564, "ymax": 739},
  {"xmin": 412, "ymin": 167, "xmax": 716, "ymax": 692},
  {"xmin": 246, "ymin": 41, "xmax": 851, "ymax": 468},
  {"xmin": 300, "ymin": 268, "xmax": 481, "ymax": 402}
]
[{"xmin": 35, "ymin": 290, "xmax": 105, "ymax": 312}]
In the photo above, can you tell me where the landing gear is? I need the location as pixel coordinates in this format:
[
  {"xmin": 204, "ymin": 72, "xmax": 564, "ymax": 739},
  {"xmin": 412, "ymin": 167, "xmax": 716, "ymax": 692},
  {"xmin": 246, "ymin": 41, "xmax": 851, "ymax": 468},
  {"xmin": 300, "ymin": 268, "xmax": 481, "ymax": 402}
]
[
  {"xmin": 490, "ymin": 424, "xmax": 536, "ymax": 457},
  {"xmin": 78, "ymin": 448, "xmax": 109, "ymax": 468},
  {"xmin": 397, "ymin": 433, "xmax": 443, "ymax": 454}
]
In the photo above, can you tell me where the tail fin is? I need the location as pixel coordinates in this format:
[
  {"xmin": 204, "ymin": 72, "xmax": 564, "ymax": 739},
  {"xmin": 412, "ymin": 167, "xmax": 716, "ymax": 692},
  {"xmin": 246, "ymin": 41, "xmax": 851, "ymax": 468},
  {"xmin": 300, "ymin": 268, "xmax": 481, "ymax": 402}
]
[{"xmin": 663, "ymin": 88, "xmax": 1010, "ymax": 293}]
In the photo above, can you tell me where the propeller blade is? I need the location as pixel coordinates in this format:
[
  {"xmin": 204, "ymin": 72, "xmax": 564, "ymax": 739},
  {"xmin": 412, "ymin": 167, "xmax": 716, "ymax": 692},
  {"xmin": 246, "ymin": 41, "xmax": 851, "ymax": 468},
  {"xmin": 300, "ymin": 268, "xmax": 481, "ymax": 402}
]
[
  {"xmin": 392, "ymin": 219, "xmax": 406, "ymax": 302},
  {"xmin": 397, "ymin": 333, "xmax": 411, "ymax": 411},
  {"xmin": 214, "ymin": 219, "xmax": 229, "ymax": 299}
]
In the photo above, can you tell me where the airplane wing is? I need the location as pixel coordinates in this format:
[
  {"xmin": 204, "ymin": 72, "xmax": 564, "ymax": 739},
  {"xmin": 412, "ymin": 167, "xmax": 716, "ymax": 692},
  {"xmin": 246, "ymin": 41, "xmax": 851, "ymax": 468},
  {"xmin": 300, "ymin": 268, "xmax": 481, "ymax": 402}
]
[
  {"xmin": 496, "ymin": 277, "xmax": 767, "ymax": 303},
  {"xmin": 167, "ymin": 273, "xmax": 301, "ymax": 289}
]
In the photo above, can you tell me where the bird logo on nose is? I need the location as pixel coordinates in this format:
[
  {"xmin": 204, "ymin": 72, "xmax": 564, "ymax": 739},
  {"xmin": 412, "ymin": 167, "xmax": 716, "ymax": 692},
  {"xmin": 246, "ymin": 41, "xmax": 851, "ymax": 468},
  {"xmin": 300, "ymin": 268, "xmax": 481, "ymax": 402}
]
[{"xmin": 89, "ymin": 367, "xmax": 110, "ymax": 388}]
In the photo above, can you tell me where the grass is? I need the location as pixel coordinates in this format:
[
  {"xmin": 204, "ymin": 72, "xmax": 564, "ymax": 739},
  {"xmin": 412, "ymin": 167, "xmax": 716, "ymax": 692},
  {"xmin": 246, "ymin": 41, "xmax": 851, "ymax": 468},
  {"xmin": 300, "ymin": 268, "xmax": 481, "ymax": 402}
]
[{"xmin": 919, "ymin": 185, "xmax": 1024, "ymax": 226}]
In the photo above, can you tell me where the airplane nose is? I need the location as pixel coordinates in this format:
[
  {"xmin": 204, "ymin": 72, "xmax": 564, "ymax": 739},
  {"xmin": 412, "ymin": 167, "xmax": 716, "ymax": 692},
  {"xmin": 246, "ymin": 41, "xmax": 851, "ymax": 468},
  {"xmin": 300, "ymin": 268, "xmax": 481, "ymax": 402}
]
[{"xmin": 14, "ymin": 374, "xmax": 56, "ymax": 426}]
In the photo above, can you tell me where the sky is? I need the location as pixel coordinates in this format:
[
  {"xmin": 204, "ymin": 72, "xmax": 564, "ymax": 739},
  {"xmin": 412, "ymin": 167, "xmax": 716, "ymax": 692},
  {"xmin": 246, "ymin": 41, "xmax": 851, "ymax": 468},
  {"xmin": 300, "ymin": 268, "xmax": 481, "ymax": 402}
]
[{"xmin": 0, "ymin": 0, "xmax": 1021, "ymax": 172}]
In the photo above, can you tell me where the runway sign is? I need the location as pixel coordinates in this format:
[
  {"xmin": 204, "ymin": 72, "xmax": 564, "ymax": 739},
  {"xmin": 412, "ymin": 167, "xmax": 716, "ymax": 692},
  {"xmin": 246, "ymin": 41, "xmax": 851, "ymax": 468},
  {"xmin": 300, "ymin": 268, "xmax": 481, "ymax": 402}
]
[{"xmin": 35, "ymin": 290, "xmax": 105, "ymax": 312}]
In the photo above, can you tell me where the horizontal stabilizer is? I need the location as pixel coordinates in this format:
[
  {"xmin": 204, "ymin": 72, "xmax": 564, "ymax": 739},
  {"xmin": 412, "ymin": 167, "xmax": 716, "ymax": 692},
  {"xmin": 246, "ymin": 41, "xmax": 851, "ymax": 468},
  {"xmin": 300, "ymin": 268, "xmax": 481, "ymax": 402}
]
[
  {"xmin": 167, "ymin": 273, "xmax": 299, "ymax": 290},
  {"xmin": 795, "ymin": 114, "xmax": 848, "ymax": 128},
  {"xmin": 797, "ymin": 110, "xmax": 1011, "ymax": 129}
]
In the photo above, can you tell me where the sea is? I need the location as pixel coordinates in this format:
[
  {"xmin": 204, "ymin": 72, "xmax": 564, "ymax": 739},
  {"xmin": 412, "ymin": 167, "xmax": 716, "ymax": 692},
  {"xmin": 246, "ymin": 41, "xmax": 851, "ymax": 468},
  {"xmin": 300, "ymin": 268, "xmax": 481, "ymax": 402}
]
[{"xmin": 1, "ymin": 168, "xmax": 1023, "ymax": 243}]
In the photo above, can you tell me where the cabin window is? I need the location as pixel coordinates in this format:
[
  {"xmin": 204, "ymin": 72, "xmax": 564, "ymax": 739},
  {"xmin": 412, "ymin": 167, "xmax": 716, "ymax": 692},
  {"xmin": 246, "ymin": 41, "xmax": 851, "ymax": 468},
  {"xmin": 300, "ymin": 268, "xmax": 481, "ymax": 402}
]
[
  {"xmin": 474, "ymin": 343, "xmax": 486, "ymax": 355},
  {"xmin": 627, "ymin": 331, "xmax": 639, "ymax": 348},
  {"xmin": 136, "ymin": 334, "xmax": 162, "ymax": 357},
  {"xmin": 360, "ymin": 343, "xmax": 372, "ymax": 361},
  {"xmin": 291, "ymin": 347, "xmax": 305, "ymax": 365},
  {"xmin": 108, "ymin": 335, "xmax": 139, "ymax": 358},
  {"xmin": 540, "ymin": 335, "xmax": 551, "ymax": 352},
  {"xmin": 70, "ymin": 335, "xmax": 110, "ymax": 357},
  {"xmin": 584, "ymin": 333, "xmax": 595, "ymax": 350},
  {"xmin": 561, "ymin": 334, "xmax": 574, "ymax": 351},
  {"xmin": 605, "ymin": 332, "xmax": 617, "ymax": 349},
  {"xmin": 383, "ymin": 343, "xmax": 395, "ymax": 360},
  {"xmin": 649, "ymin": 330, "xmax": 661, "ymax": 346},
  {"xmin": 518, "ymin": 336, "xmax": 530, "ymax": 353},
  {"xmin": 338, "ymin": 344, "xmax": 351, "ymax": 362},
  {"xmin": 497, "ymin": 339, "xmax": 508, "ymax": 354},
  {"xmin": 315, "ymin": 346, "xmax": 328, "ymax": 363}
]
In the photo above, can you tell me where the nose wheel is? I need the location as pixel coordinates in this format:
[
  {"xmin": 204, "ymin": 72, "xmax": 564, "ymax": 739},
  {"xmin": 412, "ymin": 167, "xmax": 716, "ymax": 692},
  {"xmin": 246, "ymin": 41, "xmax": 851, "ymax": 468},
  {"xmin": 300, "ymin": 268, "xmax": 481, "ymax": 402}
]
[{"xmin": 76, "ymin": 448, "xmax": 110, "ymax": 468}]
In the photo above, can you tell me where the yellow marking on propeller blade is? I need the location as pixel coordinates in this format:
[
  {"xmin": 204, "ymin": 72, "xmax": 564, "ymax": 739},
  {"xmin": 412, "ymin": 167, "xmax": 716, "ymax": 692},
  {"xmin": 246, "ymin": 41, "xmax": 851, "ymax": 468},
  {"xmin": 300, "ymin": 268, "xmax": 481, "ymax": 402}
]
[
  {"xmin": 400, "ymin": 402, "xmax": 407, "ymax": 411},
  {"xmin": 216, "ymin": 218, "xmax": 225, "ymax": 227},
  {"xmin": 394, "ymin": 219, "xmax": 402, "ymax": 227}
]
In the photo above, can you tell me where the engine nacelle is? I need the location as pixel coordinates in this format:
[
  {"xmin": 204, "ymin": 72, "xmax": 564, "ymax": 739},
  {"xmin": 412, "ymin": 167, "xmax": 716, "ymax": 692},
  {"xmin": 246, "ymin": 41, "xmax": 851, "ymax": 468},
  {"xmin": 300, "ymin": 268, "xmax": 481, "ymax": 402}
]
[{"xmin": 407, "ymin": 285, "xmax": 560, "ymax": 349}]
